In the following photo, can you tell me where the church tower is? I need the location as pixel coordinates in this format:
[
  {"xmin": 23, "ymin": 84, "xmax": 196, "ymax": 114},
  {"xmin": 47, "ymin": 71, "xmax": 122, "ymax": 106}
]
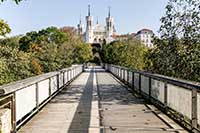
[
  {"xmin": 77, "ymin": 15, "xmax": 83, "ymax": 36},
  {"xmin": 106, "ymin": 7, "xmax": 114, "ymax": 38},
  {"xmin": 85, "ymin": 5, "xmax": 94, "ymax": 43}
]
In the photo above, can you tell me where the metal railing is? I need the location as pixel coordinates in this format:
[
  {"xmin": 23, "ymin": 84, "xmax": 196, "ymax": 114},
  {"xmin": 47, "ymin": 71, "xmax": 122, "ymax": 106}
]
[
  {"xmin": 104, "ymin": 64, "xmax": 200, "ymax": 132},
  {"xmin": 0, "ymin": 65, "xmax": 83, "ymax": 132}
]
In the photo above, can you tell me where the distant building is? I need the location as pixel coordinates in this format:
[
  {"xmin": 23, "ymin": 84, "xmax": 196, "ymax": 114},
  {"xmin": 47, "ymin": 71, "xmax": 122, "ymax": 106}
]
[
  {"xmin": 77, "ymin": 5, "xmax": 116, "ymax": 44},
  {"xmin": 112, "ymin": 29, "xmax": 154, "ymax": 48},
  {"xmin": 112, "ymin": 34, "xmax": 130, "ymax": 41},
  {"xmin": 135, "ymin": 29, "xmax": 154, "ymax": 48},
  {"xmin": 77, "ymin": 6, "xmax": 154, "ymax": 48}
]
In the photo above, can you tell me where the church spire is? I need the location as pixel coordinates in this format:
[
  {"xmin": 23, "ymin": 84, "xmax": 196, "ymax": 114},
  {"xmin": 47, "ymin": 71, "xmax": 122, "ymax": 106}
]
[
  {"xmin": 79, "ymin": 14, "xmax": 82, "ymax": 24},
  {"xmin": 96, "ymin": 16, "xmax": 99, "ymax": 24},
  {"xmin": 108, "ymin": 6, "xmax": 111, "ymax": 17},
  {"xmin": 88, "ymin": 5, "xmax": 91, "ymax": 16}
]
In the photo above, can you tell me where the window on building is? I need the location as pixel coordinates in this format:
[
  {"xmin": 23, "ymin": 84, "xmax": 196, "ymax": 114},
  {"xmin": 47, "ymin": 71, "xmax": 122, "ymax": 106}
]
[{"xmin": 148, "ymin": 39, "xmax": 151, "ymax": 43}]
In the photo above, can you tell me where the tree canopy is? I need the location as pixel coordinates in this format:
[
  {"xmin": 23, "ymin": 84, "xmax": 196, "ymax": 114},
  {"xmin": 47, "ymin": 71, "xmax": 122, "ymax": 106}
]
[
  {"xmin": 19, "ymin": 27, "xmax": 69, "ymax": 51},
  {"xmin": 147, "ymin": 0, "xmax": 200, "ymax": 82},
  {"xmin": 0, "ymin": 26, "xmax": 93, "ymax": 85},
  {"xmin": 102, "ymin": 39, "xmax": 147, "ymax": 70},
  {"xmin": 0, "ymin": 19, "xmax": 11, "ymax": 37}
]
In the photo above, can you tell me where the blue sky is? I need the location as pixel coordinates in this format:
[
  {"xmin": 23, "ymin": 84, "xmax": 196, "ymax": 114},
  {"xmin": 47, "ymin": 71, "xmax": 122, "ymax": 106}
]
[{"xmin": 0, "ymin": 0, "xmax": 168, "ymax": 36}]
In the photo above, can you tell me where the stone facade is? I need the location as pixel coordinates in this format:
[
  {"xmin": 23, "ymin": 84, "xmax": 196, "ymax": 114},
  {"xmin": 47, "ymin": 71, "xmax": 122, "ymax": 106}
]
[{"xmin": 77, "ymin": 5, "xmax": 116, "ymax": 44}]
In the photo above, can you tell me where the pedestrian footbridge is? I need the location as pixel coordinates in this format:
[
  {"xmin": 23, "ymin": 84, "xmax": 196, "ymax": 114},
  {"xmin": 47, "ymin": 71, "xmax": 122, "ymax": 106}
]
[{"xmin": 0, "ymin": 65, "xmax": 199, "ymax": 133}]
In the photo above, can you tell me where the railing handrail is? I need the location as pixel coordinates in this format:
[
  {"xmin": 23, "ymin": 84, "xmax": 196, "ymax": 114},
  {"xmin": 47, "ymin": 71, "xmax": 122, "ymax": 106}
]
[
  {"xmin": 105, "ymin": 63, "xmax": 200, "ymax": 132},
  {"xmin": 109, "ymin": 64, "xmax": 200, "ymax": 91},
  {"xmin": 0, "ymin": 65, "xmax": 82, "ymax": 96}
]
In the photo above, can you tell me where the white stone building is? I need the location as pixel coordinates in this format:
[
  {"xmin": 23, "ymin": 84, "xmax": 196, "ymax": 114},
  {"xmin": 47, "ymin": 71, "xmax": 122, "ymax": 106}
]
[
  {"xmin": 135, "ymin": 29, "xmax": 154, "ymax": 48},
  {"xmin": 77, "ymin": 5, "xmax": 116, "ymax": 44}
]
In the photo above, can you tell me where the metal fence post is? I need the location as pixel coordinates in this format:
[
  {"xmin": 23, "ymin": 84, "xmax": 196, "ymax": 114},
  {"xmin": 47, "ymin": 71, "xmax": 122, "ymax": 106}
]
[
  {"xmin": 132, "ymin": 71, "xmax": 135, "ymax": 91},
  {"xmin": 127, "ymin": 70, "xmax": 129, "ymax": 85},
  {"xmin": 120, "ymin": 68, "xmax": 122, "ymax": 80},
  {"xmin": 118, "ymin": 68, "xmax": 119, "ymax": 77},
  {"xmin": 82, "ymin": 65, "xmax": 84, "ymax": 72},
  {"xmin": 49, "ymin": 77, "xmax": 52, "ymax": 96},
  {"xmin": 57, "ymin": 74, "xmax": 60, "ymax": 89},
  {"xmin": 11, "ymin": 93, "xmax": 16, "ymax": 133},
  {"xmin": 122, "ymin": 69, "xmax": 125, "ymax": 81},
  {"xmin": 192, "ymin": 88, "xmax": 197, "ymax": 130},
  {"xmin": 164, "ymin": 82, "xmax": 168, "ymax": 107},
  {"xmin": 63, "ymin": 71, "xmax": 65, "ymax": 85},
  {"xmin": 139, "ymin": 73, "xmax": 141, "ymax": 94},
  {"xmin": 36, "ymin": 82, "xmax": 39, "ymax": 108},
  {"xmin": 149, "ymin": 77, "xmax": 152, "ymax": 101}
]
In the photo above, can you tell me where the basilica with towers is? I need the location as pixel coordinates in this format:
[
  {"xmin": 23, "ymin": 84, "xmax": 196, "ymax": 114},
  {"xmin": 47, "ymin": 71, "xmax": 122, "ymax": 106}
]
[{"xmin": 77, "ymin": 5, "xmax": 116, "ymax": 44}]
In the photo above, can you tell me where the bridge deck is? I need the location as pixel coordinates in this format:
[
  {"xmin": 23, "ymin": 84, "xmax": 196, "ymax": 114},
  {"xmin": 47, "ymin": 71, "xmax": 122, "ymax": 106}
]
[{"xmin": 18, "ymin": 67, "xmax": 186, "ymax": 133}]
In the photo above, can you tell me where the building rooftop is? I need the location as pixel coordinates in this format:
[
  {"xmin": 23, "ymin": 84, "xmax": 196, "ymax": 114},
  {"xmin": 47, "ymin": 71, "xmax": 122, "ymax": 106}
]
[
  {"xmin": 93, "ymin": 24, "xmax": 106, "ymax": 33},
  {"xmin": 136, "ymin": 28, "xmax": 153, "ymax": 34}
]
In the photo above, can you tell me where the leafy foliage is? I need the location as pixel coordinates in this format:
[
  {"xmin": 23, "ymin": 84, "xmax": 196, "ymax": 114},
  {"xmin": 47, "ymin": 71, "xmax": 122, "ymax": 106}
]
[
  {"xmin": 72, "ymin": 42, "xmax": 93, "ymax": 64},
  {"xmin": 0, "ymin": 26, "xmax": 93, "ymax": 85},
  {"xmin": 102, "ymin": 39, "xmax": 147, "ymax": 70},
  {"xmin": 0, "ymin": 46, "xmax": 33, "ymax": 85},
  {"xmin": 31, "ymin": 58, "xmax": 43, "ymax": 75},
  {"xmin": 0, "ymin": 36, "xmax": 21, "ymax": 48},
  {"xmin": 19, "ymin": 27, "xmax": 69, "ymax": 51},
  {"xmin": 147, "ymin": 0, "xmax": 200, "ymax": 82},
  {"xmin": 0, "ymin": 19, "xmax": 11, "ymax": 37}
]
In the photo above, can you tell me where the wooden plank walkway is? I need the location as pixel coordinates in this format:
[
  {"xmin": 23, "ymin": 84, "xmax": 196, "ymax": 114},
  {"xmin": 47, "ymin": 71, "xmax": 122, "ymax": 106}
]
[{"xmin": 18, "ymin": 66, "xmax": 187, "ymax": 133}]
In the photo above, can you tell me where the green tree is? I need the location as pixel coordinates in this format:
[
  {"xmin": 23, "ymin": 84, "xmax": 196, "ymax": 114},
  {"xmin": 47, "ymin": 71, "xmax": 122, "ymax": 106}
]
[
  {"xmin": 0, "ymin": 19, "xmax": 11, "ymax": 37},
  {"xmin": 102, "ymin": 39, "xmax": 147, "ymax": 70},
  {"xmin": 60, "ymin": 26, "xmax": 78, "ymax": 42},
  {"xmin": 19, "ymin": 27, "xmax": 69, "ymax": 52},
  {"xmin": 0, "ymin": 58, "xmax": 11, "ymax": 85},
  {"xmin": 0, "ymin": 36, "xmax": 21, "ymax": 48},
  {"xmin": 0, "ymin": 24, "xmax": 93, "ymax": 85},
  {"xmin": 0, "ymin": 46, "xmax": 34, "ymax": 85},
  {"xmin": 38, "ymin": 27, "xmax": 68, "ymax": 44},
  {"xmin": 125, "ymin": 39, "xmax": 148, "ymax": 70},
  {"xmin": 35, "ymin": 43, "xmax": 61, "ymax": 72},
  {"xmin": 72, "ymin": 42, "xmax": 93, "ymax": 64},
  {"xmin": 148, "ymin": 0, "xmax": 200, "ymax": 81}
]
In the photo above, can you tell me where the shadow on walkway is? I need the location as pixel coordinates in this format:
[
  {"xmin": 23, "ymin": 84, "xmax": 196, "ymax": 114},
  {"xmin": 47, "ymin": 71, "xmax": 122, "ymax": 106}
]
[{"xmin": 67, "ymin": 70, "xmax": 94, "ymax": 133}]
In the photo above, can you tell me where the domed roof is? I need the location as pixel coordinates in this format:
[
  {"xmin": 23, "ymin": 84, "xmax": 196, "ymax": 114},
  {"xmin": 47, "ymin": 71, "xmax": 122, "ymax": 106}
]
[{"xmin": 93, "ymin": 24, "xmax": 106, "ymax": 32}]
